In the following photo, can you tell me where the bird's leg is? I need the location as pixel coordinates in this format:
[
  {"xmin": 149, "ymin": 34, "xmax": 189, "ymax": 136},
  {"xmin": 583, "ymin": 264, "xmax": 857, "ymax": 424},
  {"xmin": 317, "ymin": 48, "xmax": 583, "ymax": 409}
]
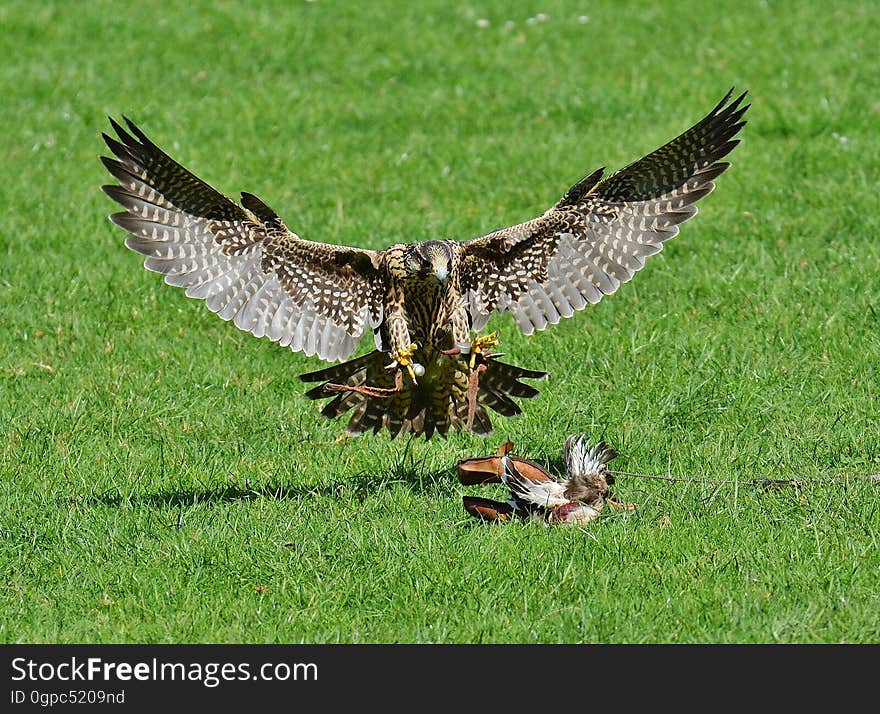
[
  {"xmin": 446, "ymin": 308, "xmax": 474, "ymax": 356},
  {"xmin": 444, "ymin": 309, "xmax": 501, "ymax": 368},
  {"xmin": 383, "ymin": 311, "xmax": 424, "ymax": 383}
]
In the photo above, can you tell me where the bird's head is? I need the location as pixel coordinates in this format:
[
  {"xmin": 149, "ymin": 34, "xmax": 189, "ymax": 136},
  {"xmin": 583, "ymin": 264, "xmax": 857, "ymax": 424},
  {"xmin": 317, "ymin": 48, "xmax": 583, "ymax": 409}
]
[{"xmin": 398, "ymin": 240, "xmax": 454, "ymax": 284}]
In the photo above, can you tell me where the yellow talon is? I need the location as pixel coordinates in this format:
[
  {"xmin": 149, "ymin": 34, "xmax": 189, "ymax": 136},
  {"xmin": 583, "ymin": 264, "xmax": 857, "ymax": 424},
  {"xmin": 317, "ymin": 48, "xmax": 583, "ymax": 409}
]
[
  {"xmin": 469, "ymin": 332, "xmax": 500, "ymax": 369},
  {"xmin": 389, "ymin": 343, "xmax": 420, "ymax": 383}
]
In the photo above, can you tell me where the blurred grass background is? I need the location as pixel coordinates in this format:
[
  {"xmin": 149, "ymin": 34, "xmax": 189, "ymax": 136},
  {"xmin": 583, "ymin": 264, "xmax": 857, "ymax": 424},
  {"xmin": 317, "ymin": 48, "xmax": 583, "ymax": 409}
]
[{"xmin": 1, "ymin": 0, "xmax": 878, "ymax": 642}]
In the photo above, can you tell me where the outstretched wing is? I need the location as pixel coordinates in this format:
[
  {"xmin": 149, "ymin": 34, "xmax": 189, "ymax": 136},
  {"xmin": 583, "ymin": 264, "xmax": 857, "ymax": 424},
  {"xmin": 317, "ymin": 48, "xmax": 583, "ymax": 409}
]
[
  {"xmin": 458, "ymin": 89, "xmax": 749, "ymax": 334},
  {"xmin": 101, "ymin": 117, "xmax": 384, "ymax": 363}
]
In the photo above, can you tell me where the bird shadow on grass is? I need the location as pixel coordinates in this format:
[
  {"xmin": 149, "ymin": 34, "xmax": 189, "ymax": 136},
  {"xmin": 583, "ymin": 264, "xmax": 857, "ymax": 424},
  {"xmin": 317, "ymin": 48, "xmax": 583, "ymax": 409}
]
[{"xmin": 82, "ymin": 465, "xmax": 458, "ymax": 511}]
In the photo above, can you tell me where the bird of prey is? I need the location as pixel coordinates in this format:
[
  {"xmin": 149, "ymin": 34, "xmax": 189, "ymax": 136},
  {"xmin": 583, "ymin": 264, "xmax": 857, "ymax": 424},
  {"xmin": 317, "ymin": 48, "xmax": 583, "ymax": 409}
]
[
  {"xmin": 101, "ymin": 88, "xmax": 748, "ymax": 439},
  {"xmin": 460, "ymin": 435, "xmax": 622, "ymax": 525}
]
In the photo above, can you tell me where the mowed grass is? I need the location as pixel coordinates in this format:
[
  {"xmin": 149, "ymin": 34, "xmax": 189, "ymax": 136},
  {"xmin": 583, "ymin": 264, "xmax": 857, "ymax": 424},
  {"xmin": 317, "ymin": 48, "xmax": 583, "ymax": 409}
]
[{"xmin": 1, "ymin": 0, "xmax": 879, "ymax": 643}]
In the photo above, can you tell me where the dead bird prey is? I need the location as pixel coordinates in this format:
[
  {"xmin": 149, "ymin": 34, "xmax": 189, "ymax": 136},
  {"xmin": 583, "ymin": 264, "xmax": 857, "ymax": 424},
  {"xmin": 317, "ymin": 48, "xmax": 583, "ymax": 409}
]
[{"xmin": 461, "ymin": 435, "xmax": 628, "ymax": 525}]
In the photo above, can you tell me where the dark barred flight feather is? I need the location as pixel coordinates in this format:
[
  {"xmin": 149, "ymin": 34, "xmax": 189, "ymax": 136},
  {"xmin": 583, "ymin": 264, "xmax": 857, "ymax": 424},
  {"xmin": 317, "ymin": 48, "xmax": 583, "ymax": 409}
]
[{"xmin": 299, "ymin": 348, "xmax": 545, "ymax": 439}]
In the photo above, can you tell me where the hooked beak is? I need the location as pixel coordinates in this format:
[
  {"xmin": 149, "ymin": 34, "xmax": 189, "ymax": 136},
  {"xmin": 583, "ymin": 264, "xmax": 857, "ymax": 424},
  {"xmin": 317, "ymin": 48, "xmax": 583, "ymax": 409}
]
[{"xmin": 433, "ymin": 263, "xmax": 449, "ymax": 283}]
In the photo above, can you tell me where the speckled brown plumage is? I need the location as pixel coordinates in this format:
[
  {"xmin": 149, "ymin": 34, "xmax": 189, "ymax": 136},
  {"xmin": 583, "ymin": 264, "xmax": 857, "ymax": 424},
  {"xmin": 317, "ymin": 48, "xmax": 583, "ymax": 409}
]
[{"xmin": 101, "ymin": 88, "xmax": 747, "ymax": 438}]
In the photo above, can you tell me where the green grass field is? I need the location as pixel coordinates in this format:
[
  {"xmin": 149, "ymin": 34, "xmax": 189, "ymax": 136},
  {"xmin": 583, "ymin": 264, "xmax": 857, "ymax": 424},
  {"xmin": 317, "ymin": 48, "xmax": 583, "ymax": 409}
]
[{"xmin": 2, "ymin": 0, "xmax": 879, "ymax": 643}]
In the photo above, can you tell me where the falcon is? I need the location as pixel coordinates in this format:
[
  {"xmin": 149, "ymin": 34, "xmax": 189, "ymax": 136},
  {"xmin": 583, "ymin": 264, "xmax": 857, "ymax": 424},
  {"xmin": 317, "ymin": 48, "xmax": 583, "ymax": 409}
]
[{"xmin": 101, "ymin": 88, "xmax": 748, "ymax": 438}]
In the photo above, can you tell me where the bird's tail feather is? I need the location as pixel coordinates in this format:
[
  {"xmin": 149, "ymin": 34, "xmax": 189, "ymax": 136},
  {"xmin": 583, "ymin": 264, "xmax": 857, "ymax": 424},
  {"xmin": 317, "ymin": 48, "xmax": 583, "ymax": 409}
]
[{"xmin": 299, "ymin": 348, "xmax": 546, "ymax": 439}]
